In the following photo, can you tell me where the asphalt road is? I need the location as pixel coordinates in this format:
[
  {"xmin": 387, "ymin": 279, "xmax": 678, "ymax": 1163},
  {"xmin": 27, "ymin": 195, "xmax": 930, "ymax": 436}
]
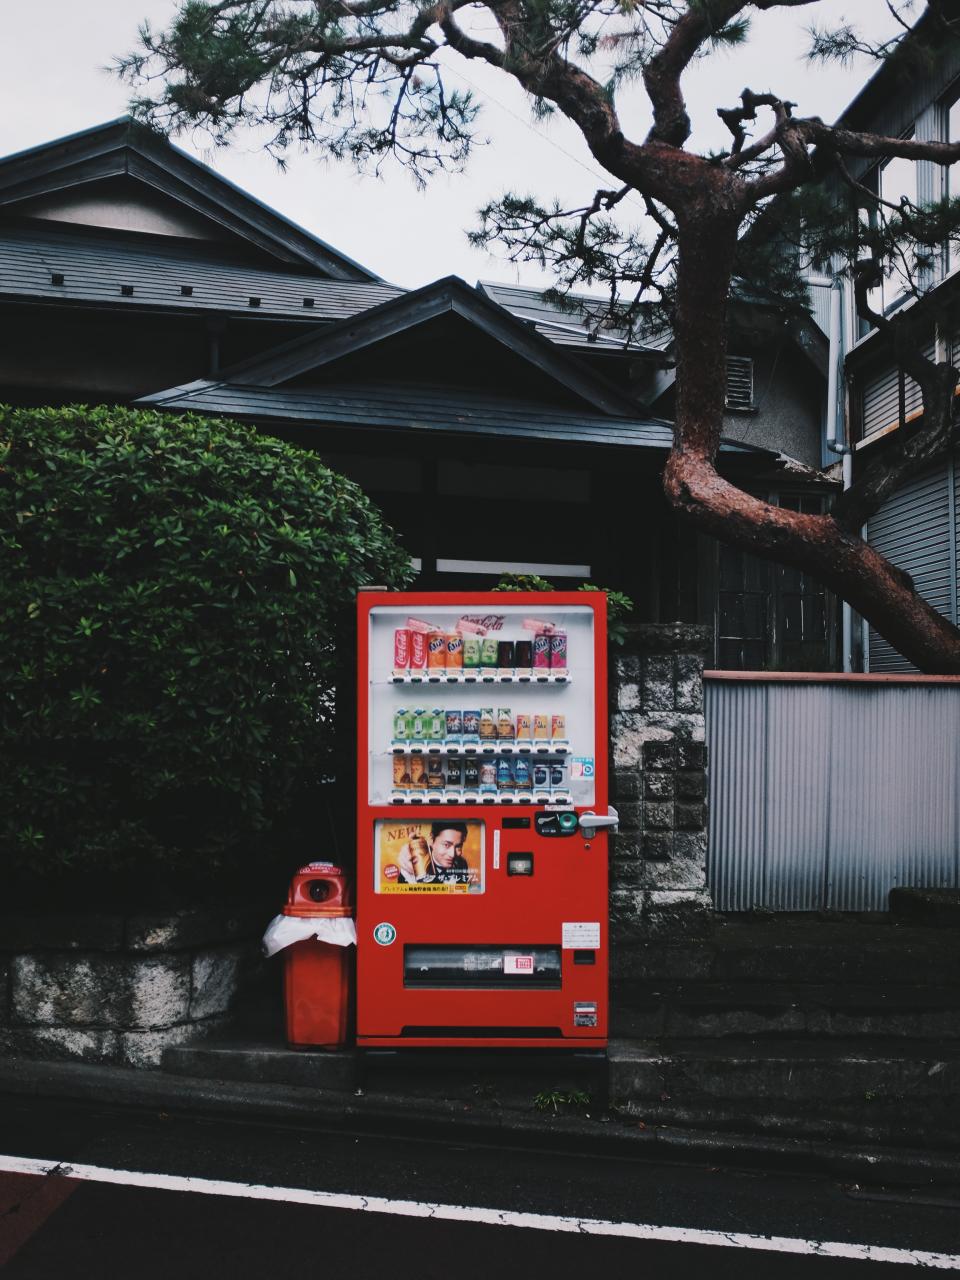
[{"xmin": 1, "ymin": 1095, "xmax": 958, "ymax": 1277}]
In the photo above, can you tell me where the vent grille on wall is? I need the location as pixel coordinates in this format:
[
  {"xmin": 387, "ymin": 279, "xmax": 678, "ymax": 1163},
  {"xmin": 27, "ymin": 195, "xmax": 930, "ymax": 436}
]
[{"xmin": 725, "ymin": 356, "xmax": 754, "ymax": 411}]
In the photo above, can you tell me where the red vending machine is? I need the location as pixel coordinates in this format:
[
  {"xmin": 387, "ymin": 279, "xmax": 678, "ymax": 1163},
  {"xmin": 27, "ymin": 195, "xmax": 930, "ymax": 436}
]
[{"xmin": 355, "ymin": 592, "xmax": 617, "ymax": 1048}]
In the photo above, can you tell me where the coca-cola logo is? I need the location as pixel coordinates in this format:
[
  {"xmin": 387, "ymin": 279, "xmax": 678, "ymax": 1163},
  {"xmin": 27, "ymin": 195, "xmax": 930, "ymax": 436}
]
[{"xmin": 458, "ymin": 614, "xmax": 505, "ymax": 632}]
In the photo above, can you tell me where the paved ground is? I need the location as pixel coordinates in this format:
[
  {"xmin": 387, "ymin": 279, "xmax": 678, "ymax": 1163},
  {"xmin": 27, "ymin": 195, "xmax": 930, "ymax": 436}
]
[{"xmin": 1, "ymin": 1094, "xmax": 959, "ymax": 1276}]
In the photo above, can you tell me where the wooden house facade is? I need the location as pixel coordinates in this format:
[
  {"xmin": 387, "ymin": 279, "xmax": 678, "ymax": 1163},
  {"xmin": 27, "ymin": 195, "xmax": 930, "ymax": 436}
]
[{"xmin": 0, "ymin": 118, "xmax": 836, "ymax": 670}]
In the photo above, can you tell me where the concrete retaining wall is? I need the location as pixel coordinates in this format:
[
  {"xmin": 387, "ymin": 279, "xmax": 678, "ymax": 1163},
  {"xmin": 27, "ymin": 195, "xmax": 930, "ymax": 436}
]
[{"xmin": 0, "ymin": 904, "xmax": 266, "ymax": 1068}]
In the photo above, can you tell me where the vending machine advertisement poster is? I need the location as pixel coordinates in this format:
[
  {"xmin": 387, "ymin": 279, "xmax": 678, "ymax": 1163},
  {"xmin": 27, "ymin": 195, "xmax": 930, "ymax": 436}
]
[{"xmin": 376, "ymin": 819, "xmax": 485, "ymax": 894}]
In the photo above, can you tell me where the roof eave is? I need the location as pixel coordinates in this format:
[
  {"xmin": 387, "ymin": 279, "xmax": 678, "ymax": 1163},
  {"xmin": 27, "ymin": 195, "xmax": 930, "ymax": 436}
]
[{"xmin": 0, "ymin": 118, "xmax": 382, "ymax": 283}]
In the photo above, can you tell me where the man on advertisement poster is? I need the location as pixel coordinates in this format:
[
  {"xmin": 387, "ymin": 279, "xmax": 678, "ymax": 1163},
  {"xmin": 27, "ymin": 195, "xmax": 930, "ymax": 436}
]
[
  {"xmin": 413, "ymin": 822, "xmax": 470, "ymax": 884},
  {"xmin": 377, "ymin": 820, "xmax": 483, "ymax": 892}
]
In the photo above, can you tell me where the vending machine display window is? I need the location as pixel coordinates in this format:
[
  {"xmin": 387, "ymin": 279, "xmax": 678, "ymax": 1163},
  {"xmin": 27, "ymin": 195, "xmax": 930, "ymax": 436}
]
[{"xmin": 366, "ymin": 604, "xmax": 597, "ymax": 809}]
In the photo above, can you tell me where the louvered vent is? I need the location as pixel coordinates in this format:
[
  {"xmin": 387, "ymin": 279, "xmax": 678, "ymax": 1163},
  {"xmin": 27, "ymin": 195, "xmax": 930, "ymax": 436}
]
[{"xmin": 725, "ymin": 356, "xmax": 754, "ymax": 411}]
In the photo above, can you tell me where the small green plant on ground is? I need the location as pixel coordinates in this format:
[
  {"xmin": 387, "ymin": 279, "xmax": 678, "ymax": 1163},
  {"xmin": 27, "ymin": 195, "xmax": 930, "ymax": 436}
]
[
  {"xmin": 1, "ymin": 404, "xmax": 412, "ymax": 898},
  {"xmin": 533, "ymin": 1088, "xmax": 592, "ymax": 1115},
  {"xmin": 492, "ymin": 575, "xmax": 634, "ymax": 645}
]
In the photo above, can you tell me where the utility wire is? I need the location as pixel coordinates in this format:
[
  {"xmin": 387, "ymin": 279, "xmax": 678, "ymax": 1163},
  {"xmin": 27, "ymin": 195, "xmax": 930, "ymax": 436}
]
[{"xmin": 440, "ymin": 57, "xmax": 649, "ymax": 216}]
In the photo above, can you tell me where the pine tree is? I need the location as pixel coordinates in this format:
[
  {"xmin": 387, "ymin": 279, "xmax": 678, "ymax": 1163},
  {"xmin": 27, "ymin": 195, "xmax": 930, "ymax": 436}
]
[{"xmin": 119, "ymin": 0, "xmax": 960, "ymax": 670}]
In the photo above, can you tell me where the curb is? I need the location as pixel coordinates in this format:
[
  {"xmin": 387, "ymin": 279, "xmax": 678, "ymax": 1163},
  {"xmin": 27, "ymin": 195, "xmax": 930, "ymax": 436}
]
[{"xmin": 1, "ymin": 1055, "xmax": 959, "ymax": 1186}]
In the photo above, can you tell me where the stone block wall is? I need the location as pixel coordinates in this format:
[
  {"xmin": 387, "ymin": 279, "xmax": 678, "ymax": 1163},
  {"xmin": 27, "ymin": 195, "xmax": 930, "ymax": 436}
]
[
  {"xmin": 609, "ymin": 624, "xmax": 713, "ymax": 965},
  {"xmin": 0, "ymin": 904, "xmax": 267, "ymax": 1068}
]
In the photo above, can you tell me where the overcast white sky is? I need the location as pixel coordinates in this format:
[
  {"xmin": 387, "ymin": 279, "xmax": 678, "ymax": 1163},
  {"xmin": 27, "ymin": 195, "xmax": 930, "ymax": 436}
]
[{"xmin": 0, "ymin": 0, "xmax": 899, "ymax": 288}]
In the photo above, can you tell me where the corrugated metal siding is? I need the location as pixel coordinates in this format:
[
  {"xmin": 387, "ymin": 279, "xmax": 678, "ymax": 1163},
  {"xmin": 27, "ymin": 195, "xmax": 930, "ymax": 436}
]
[
  {"xmin": 861, "ymin": 338, "xmax": 936, "ymax": 438},
  {"xmin": 706, "ymin": 678, "xmax": 960, "ymax": 911},
  {"xmin": 807, "ymin": 281, "xmax": 832, "ymax": 336},
  {"xmin": 867, "ymin": 457, "xmax": 955, "ymax": 672}
]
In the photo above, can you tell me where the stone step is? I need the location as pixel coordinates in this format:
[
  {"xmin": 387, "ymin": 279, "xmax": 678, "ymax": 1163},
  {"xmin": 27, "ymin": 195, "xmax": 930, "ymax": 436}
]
[
  {"xmin": 609, "ymin": 1037, "xmax": 960, "ymax": 1112},
  {"xmin": 611, "ymin": 983, "xmax": 960, "ymax": 1040},
  {"xmin": 162, "ymin": 1038, "xmax": 357, "ymax": 1091},
  {"xmin": 162, "ymin": 1037, "xmax": 607, "ymax": 1110},
  {"xmin": 614, "ymin": 920, "xmax": 960, "ymax": 987},
  {"xmin": 613, "ymin": 1096, "xmax": 960, "ymax": 1152}
]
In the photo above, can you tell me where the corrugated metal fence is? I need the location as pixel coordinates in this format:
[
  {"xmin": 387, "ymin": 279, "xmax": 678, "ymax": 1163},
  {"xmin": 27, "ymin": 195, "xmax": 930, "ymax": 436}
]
[{"xmin": 705, "ymin": 673, "xmax": 960, "ymax": 911}]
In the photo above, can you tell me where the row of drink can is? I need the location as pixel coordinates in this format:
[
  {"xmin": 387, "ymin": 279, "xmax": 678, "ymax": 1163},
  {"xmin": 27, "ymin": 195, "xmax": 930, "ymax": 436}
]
[
  {"xmin": 394, "ymin": 630, "xmax": 567, "ymax": 675},
  {"xmin": 393, "ymin": 708, "xmax": 566, "ymax": 742},
  {"xmin": 393, "ymin": 755, "xmax": 566, "ymax": 793}
]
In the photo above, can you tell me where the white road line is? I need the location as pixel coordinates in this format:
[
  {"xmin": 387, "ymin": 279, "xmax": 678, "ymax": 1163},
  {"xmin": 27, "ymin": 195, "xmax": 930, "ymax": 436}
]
[{"xmin": 0, "ymin": 1153, "xmax": 957, "ymax": 1269}]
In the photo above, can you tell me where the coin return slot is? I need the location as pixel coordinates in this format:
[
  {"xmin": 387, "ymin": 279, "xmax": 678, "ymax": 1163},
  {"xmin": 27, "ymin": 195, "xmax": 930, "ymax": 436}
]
[{"xmin": 507, "ymin": 852, "xmax": 533, "ymax": 876}]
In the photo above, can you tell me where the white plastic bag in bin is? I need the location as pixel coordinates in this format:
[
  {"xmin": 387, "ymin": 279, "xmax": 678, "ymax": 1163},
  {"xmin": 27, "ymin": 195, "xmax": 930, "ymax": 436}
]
[{"xmin": 261, "ymin": 914, "xmax": 358, "ymax": 958}]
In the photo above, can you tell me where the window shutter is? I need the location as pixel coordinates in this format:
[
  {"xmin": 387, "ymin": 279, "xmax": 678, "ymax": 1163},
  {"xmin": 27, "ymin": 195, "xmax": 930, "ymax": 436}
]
[
  {"xmin": 867, "ymin": 457, "xmax": 955, "ymax": 671},
  {"xmin": 725, "ymin": 356, "xmax": 754, "ymax": 411}
]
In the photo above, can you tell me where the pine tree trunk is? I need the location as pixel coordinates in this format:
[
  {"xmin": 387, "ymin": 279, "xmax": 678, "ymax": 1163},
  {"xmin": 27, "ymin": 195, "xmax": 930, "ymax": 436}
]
[{"xmin": 661, "ymin": 211, "xmax": 960, "ymax": 674}]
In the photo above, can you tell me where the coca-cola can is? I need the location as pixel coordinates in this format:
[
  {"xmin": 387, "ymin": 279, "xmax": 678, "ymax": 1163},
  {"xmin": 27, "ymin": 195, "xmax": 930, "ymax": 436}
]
[
  {"xmin": 393, "ymin": 628, "xmax": 411, "ymax": 674},
  {"xmin": 410, "ymin": 630, "xmax": 427, "ymax": 671}
]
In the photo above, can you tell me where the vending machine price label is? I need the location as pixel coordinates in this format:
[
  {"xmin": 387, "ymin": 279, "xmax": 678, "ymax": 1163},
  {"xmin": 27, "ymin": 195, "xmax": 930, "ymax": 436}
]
[
  {"xmin": 504, "ymin": 955, "xmax": 535, "ymax": 975},
  {"xmin": 562, "ymin": 921, "xmax": 600, "ymax": 949}
]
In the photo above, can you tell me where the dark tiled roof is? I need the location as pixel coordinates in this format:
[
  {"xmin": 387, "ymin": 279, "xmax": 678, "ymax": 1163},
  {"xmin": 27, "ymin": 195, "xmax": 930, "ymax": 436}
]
[
  {"xmin": 0, "ymin": 226, "xmax": 403, "ymax": 320},
  {"xmin": 479, "ymin": 281, "xmax": 662, "ymax": 354},
  {"xmin": 0, "ymin": 117, "xmax": 382, "ymax": 281},
  {"xmin": 136, "ymin": 377, "xmax": 762, "ymax": 454}
]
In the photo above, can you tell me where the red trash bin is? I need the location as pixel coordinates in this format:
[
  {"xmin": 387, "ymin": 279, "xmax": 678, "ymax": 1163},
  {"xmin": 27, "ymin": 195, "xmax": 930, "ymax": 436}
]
[{"xmin": 282, "ymin": 862, "xmax": 354, "ymax": 1049}]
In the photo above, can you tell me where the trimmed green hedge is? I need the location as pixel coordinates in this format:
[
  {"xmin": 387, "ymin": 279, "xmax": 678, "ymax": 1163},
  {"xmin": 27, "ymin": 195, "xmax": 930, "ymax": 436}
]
[{"xmin": 1, "ymin": 404, "xmax": 411, "ymax": 885}]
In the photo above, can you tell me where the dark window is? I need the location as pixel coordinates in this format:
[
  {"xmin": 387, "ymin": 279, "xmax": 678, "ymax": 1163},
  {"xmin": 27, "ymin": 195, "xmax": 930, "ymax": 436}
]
[{"xmin": 713, "ymin": 494, "xmax": 835, "ymax": 671}]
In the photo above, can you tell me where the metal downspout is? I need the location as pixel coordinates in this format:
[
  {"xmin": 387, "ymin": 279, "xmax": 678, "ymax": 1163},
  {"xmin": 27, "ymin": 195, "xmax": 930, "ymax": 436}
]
[{"xmin": 824, "ymin": 280, "xmax": 855, "ymax": 672}]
